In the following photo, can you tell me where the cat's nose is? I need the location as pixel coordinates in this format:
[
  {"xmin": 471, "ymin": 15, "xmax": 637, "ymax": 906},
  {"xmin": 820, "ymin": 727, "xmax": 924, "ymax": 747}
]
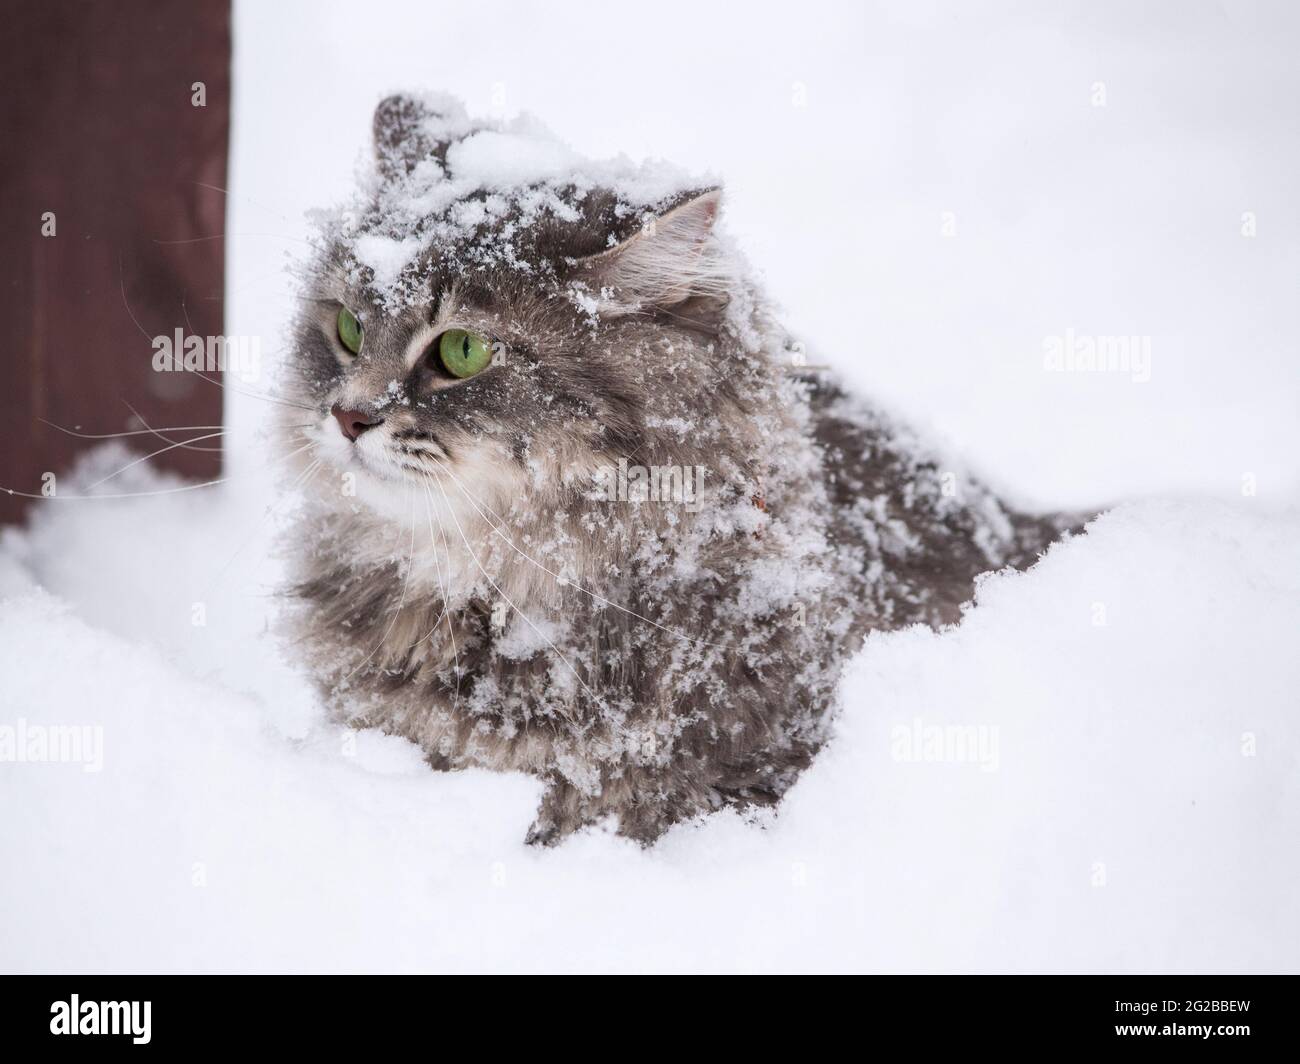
[{"xmin": 331, "ymin": 405, "xmax": 383, "ymax": 441}]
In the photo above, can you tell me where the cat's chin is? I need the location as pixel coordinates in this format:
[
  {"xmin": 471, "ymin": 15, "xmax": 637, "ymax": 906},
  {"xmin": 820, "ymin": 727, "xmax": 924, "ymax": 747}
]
[
  {"xmin": 309, "ymin": 454, "xmax": 430, "ymax": 525},
  {"xmin": 336, "ymin": 448, "xmax": 433, "ymax": 491}
]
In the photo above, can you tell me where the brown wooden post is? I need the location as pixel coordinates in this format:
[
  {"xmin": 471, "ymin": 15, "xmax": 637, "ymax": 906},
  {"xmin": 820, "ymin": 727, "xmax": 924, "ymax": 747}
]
[{"xmin": 0, "ymin": 0, "xmax": 231, "ymax": 523}]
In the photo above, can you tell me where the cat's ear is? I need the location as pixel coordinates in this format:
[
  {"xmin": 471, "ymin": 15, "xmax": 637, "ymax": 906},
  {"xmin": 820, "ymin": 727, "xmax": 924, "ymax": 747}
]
[
  {"xmin": 573, "ymin": 189, "xmax": 726, "ymax": 313},
  {"xmin": 372, "ymin": 94, "xmax": 468, "ymax": 180}
]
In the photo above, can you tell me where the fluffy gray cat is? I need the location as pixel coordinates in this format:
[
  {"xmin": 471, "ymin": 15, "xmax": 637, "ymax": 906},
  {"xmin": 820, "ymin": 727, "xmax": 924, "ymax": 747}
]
[{"xmin": 280, "ymin": 94, "xmax": 1084, "ymax": 845}]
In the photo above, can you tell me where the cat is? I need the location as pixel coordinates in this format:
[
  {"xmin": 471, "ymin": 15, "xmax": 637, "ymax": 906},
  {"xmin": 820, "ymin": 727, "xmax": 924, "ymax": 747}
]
[{"xmin": 279, "ymin": 94, "xmax": 1086, "ymax": 846}]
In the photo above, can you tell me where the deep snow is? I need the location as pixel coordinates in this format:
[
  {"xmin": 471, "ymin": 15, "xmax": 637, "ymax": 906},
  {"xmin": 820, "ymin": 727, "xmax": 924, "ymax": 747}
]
[
  {"xmin": 2, "ymin": 0, "xmax": 1298, "ymax": 972},
  {"xmin": 1, "ymin": 456, "xmax": 1297, "ymax": 972}
]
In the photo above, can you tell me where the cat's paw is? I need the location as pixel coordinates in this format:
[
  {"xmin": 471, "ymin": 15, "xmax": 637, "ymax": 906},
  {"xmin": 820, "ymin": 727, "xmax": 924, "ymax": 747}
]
[
  {"xmin": 523, "ymin": 816, "xmax": 562, "ymax": 848},
  {"xmin": 525, "ymin": 777, "xmax": 585, "ymax": 847}
]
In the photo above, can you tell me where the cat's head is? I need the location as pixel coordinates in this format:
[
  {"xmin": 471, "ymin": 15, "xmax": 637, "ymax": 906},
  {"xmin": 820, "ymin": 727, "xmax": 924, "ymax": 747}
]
[{"xmin": 287, "ymin": 94, "xmax": 753, "ymax": 523}]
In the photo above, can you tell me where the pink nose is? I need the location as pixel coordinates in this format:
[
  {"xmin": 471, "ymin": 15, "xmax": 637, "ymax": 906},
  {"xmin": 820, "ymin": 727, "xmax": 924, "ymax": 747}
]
[{"xmin": 331, "ymin": 405, "xmax": 382, "ymax": 441}]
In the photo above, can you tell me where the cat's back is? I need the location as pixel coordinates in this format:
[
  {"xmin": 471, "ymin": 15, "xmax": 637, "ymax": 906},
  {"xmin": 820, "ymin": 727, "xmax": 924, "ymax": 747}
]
[{"xmin": 801, "ymin": 373, "xmax": 1073, "ymax": 630}]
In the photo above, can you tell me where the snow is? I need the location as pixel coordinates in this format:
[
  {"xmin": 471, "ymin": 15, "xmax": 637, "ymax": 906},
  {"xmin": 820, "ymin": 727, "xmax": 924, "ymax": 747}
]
[
  {"xmin": 2, "ymin": 461, "xmax": 1296, "ymax": 972},
  {"xmin": 335, "ymin": 92, "xmax": 707, "ymax": 306},
  {"xmin": 446, "ymin": 130, "xmax": 583, "ymax": 190},
  {"xmin": 3, "ymin": 0, "xmax": 1298, "ymax": 972},
  {"xmin": 351, "ymin": 232, "xmax": 423, "ymax": 295}
]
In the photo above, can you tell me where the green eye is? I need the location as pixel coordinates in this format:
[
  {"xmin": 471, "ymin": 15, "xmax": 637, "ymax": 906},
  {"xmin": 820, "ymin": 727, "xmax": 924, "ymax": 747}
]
[
  {"xmin": 337, "ymin": 306, "xmax": 364, "ymax": 354},
  {"xmin": 438, "ymin": 329, "xmax": 492, "ymax": 378}
]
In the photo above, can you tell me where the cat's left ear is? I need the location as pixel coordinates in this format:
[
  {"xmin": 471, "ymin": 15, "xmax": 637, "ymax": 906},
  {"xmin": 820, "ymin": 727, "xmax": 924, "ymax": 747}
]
[
  {"xmin": 372, "ymin": 93, "xmax": 470, "ymax": 180},
  {"xmin": 573, "ymin": 189, "xmax": 725, "ymax": 313}
]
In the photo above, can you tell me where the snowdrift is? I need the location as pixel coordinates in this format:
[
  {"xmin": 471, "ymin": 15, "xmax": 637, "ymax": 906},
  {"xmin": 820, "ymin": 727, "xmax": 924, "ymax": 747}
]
[{"xmin": 1, "ymin": 450, "xmax": 1295, "ymax": 972}]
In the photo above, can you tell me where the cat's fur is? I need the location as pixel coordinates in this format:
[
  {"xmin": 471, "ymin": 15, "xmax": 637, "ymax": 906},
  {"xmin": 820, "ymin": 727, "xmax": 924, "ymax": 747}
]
[{"xmin": 280, "ymin": 95, "xmax": 1084, "ymax": 845}]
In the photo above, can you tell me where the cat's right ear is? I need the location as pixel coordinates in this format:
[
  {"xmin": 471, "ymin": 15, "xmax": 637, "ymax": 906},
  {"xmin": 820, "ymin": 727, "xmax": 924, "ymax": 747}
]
[
  {"xmin": 570, "ymin": 189, "xmax": 727, "ymax": 315},
  {"xmin": 372, "ymin": 94, "xmax": 460, "ymax": 181}
]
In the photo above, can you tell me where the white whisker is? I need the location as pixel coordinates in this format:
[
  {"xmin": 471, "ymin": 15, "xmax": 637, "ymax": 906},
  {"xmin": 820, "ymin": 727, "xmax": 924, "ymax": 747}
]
[
  {"xmin": 2, "ymin": 479, "xmax": 230, "ymax": 501},
  {"xmin": 120, "ymin": 401, "xmax": 226, "ymax": 453},
  {"xmin": 0, "ymin": 434, "xmax": 316, "ymax": 502},
  {"xmin": 83, "ymin": 431, "xmax": 227, "ymax": 490},
  {"xmin": 39, "ymin": 418, "xmax": 226, "ymax": 440}
]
